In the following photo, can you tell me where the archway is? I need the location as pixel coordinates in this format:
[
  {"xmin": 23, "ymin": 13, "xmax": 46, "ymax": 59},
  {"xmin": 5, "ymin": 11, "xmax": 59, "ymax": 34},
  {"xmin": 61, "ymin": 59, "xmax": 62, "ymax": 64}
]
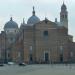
[{"xmin": 45, "ymin": 52, "xmax": 49, "ymax": 63}]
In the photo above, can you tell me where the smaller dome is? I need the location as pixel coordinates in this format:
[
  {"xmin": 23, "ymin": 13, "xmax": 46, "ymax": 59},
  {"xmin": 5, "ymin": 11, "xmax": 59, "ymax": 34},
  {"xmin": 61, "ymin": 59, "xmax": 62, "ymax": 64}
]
[
  {"xmin": 27, "ymin": 6, "xmax": 40, "ymax": 25},
  {"xmin": 4, "ymin": 17, "xmax": 18, "ymax": 29}
]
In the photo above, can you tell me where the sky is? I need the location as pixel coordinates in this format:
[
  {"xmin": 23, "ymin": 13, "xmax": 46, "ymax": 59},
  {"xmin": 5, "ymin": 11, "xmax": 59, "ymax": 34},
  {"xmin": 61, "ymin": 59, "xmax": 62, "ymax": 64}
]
[{"xmin": 0, "ymin": 0, "xmax": 75, "ymax": 41}]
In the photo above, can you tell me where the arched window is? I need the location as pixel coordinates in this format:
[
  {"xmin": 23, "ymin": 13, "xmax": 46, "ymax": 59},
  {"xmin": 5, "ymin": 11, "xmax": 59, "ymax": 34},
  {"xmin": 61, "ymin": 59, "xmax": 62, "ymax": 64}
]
[
  {"xmin": 44, "ymin": 31, "xmax": 48, "ymax": 36},
  {"xmin": 62, "ymin": 15, "xmax": 64, "ymax": 18},
  {"xmin": 65, "ymin": 15, "xmax": 67, "ymax": 18},
  {"xmin": 29, "ymin": 46, "xmax": 32, "ymax": 54}
]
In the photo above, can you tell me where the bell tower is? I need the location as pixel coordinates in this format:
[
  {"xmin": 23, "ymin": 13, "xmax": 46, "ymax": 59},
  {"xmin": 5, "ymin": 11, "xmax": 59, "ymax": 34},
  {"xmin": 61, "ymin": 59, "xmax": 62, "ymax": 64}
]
[{"xmin": 60, "ymin": 2, "xmax": 68, "ymax": 29}]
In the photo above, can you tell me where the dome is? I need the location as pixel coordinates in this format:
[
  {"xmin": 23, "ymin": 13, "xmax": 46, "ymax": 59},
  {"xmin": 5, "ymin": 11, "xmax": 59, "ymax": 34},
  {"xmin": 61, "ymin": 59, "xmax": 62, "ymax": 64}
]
[
  {"xmin": 27, "ymin": 6, "xmax": 40, "ymax": 25},
  {"xmin": 4, "ymin": 17, "xmax": 18, "ymax": 29},
  {"xmin": 27, "ymin": 15, "xmax": 40, "ymax": 25}
]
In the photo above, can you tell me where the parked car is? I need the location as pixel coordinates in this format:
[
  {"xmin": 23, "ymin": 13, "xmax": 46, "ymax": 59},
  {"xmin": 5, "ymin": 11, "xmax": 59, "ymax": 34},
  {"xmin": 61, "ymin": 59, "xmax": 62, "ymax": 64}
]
[
  {"xmin": 0, "ymin": 64, "xmax": 4, "ymax": 66},
  {"xmin": 7, "ymin": 62, "xmax": 15, "ymax": 65},
  {"xmin": 19, "ymin": 62, "xmax": 26, "ymax": 66}
]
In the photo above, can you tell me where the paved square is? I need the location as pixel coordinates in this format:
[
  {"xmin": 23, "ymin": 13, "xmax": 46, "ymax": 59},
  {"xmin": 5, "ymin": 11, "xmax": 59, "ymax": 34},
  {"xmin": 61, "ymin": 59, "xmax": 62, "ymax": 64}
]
[{"xmin": 0, "ymin": 64, "xmax": 75, "ymax": 75}]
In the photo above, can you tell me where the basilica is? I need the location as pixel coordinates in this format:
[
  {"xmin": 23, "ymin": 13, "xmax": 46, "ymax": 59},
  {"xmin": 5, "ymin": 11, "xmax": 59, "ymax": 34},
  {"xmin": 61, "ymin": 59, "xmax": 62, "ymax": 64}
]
[{"xmin": 0, "ymin": 2, "xmax": 75, "ymax": 64}]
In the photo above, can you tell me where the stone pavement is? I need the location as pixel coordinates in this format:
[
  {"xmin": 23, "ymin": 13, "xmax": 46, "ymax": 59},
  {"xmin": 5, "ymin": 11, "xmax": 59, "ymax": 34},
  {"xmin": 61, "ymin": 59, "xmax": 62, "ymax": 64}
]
[{"xmin": 0, "ymin": 64, "xmax": 75, "ymax": 75}]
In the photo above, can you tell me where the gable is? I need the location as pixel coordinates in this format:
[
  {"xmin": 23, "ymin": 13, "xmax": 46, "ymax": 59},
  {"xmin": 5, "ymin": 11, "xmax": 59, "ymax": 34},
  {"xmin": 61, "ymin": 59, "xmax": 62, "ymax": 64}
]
[{"xmin": 34, "ymin": 20, "xmax": 58, "ymax": 30}]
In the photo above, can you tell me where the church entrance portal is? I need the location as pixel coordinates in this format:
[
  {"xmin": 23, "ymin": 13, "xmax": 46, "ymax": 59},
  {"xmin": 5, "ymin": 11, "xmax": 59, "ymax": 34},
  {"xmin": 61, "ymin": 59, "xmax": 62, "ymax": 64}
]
[{"xmin": 45, "ymin": 52, "xmax": 49, "ymax": 63}]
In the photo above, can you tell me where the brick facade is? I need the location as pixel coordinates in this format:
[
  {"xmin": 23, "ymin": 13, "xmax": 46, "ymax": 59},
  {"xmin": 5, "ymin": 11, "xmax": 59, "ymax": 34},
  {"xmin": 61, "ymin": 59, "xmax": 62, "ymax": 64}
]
[{"xmin": 11, "ymin": 20, "xmax": 75, "ymax": 64}]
